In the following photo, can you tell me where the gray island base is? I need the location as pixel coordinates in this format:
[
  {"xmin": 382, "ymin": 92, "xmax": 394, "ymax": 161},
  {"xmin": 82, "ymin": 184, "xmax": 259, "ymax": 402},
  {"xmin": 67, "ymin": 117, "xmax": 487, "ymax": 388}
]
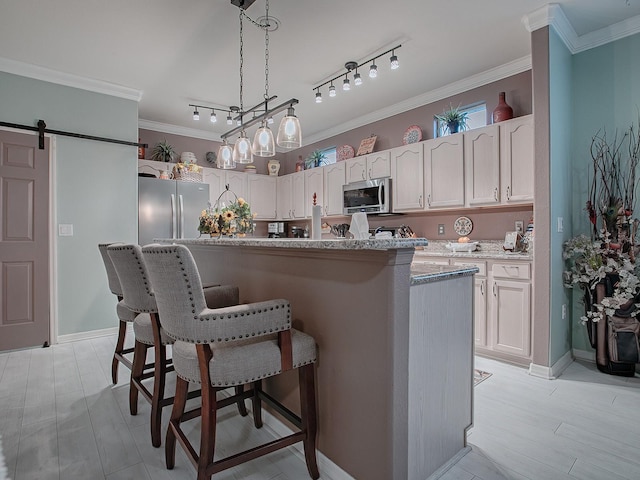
[{"xmin": 158, "ymin": 237, "xmax": 476, "ymax": 480}]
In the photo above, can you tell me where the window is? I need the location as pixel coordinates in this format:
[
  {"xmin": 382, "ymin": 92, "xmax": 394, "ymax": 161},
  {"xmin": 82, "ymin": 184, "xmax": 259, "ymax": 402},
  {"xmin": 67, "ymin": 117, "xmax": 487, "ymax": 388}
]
[
  {"xmin": 434, "ymin": 103, "xmax": 487, "ymax": 138},
  {"xmin": 320, "ymin": 146, "xmax": 337, "ymax": 165}
]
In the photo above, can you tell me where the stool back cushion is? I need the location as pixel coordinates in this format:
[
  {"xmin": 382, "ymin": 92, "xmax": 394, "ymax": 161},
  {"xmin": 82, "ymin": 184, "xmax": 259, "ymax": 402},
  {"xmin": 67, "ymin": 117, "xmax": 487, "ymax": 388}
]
[
  {"xmin": 107, "ymin": 244, "xmax": 158, "ymax": 313},
  {"xmin": 98, "ymin": 243, "xmax": 124, "ymax": 296}
]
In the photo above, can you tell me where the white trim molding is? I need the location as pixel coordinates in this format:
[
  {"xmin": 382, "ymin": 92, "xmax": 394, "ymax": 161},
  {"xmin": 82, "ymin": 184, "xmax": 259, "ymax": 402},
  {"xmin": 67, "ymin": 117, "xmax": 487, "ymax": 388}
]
[
  {"xmin": 0, "ymin": 56, "xmax": 142, "ymax": 102},
  {"xmin": 138, "ymin": 119, "xmax": 222, "ymax": 142},
  {"xmin": 528, "ymin": 349, "xmax": 574, "ymax": 379},
  {"xmin": 522, "ymin": 3, "xmax": 640, "ymax": 55},
  {"xmin": 573, "ymin": 348, "xmax": 596, "ymax": 363},
  {"xmin": 57, "ymin": 323, "xmax": 133, "ymax": 345}
]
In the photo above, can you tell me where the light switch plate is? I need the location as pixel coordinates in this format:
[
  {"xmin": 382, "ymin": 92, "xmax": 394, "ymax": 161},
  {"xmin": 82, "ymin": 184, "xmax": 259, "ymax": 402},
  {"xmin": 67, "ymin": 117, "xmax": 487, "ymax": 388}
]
[
  {"xmin": 515, "ymin": 221, "xmax": 524, "ymax": 234},
  {"xmin": 58, "ymin": 224, "xmax": 74, "ymax": 236},
  {"xmin": 438, "ymin": 224, "xmax": 445, "ymax": 235}
]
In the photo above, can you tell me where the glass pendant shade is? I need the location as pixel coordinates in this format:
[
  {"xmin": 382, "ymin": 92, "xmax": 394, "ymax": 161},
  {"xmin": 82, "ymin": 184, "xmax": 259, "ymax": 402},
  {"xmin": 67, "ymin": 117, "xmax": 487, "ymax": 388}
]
[
  {"xmin": 193, "ymin": 109, "xmax": 200, "ymax": 120},
  {"xmin": 390, "ymin": 54, "xmax": 399, "ymax": 70},
  {"xmin": 329, "ymin": 84, "xmax": 336, "ymax": 97},
  {"xmin": 315, "ymin": 91, "xmax": 322, "ymax": 103},
  {"xmin": 276, "ymin": 107, "xmax": 302, "ymax": 149},
  {"xmin": 252, "ymin": 123, "xmax": 276, "ymax": 157},
  {"xmin": 233, "ymin": 131, "xmax": 253, "ymax": 163},
  {"xmin": 217, "ymin": 142, "xmax": 235, "ymax": 169},
  {"xmin": 354, "ymin": 72, "xmax": 362, "ymax": 86},
  {"xmin": 369, "ymin": 63, "xmax": 378, "ymax": 78}
]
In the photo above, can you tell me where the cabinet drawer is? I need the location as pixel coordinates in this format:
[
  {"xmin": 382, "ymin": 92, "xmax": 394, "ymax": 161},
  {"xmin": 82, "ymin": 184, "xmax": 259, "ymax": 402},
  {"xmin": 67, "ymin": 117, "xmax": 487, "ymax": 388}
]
[
  {"xmin": 491, "ymin": 262, "xmax": 531, "ymax": 280},
  {"xmin": 452, "ymin": 259, "xmax": 486, "ymax": 276},
  {"xmin": 412, "ymin": 258, "xmax": 450, "ymax": 266}
]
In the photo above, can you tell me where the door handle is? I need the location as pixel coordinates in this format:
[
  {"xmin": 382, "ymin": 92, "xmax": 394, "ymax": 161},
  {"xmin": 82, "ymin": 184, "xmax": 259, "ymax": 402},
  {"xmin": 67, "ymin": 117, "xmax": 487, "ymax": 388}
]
[
  {"xmin": 178, "ymin": 194, "xmax": 184, "ymax": 238},
  {"xmin": 170, "ymin": 194, "xmax": 177, "ymax": 239}
]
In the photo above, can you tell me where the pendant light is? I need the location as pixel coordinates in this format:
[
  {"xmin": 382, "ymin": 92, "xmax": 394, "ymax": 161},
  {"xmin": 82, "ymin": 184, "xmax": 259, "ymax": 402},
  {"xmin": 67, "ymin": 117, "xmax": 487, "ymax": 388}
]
[
  {"xmin": 217, "ymin": 140, "xmax": 235, "ymax": 169},
  {"xmin": 252, "ymin": 0, "xmax": 276, "ymax": 157},
  {"xmin": 232, "ymin": 7, "xmax": 253, "ymax": 164},
  {"xmin": 277, "ymin": 104, "xmax": 301, "ymax": 149}
]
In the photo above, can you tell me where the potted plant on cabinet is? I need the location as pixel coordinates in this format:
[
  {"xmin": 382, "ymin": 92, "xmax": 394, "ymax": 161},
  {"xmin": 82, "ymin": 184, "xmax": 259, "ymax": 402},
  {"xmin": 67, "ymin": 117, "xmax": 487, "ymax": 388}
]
[
  {"xmin": 305, "ymin": 149, "xmax": 327, "ymax": 169},
  {"xmin": 435, "ymin": 104, "xmax": 469, "ymax": 135},
  {"xmin": 150, "ymin": 140, "xmax": 176, "ymax": 163}
]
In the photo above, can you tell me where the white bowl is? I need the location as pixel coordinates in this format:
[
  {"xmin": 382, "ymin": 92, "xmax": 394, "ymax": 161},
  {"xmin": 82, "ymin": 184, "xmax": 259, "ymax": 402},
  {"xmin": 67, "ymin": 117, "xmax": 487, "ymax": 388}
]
[{"xmin": 445, "ymin": 241, "xmax": 479, "ymax": 252}]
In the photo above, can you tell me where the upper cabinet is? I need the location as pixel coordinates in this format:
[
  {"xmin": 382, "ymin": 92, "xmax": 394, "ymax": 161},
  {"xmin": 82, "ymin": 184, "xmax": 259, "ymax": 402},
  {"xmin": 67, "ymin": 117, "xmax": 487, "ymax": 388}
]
[
  {"xmin": 291, "ymin": 171, "xmax": 306, "ymax": 219},
  {"xmin": 277, "ymin": 175, "xmax": 293, "ymax": 220},
  {"xmin": 345, "ymin": 151, "xmax": 391, "ymax": 183},
  {"xmin": 247, "ymin": 174, "xmax": 277, "ymax": 220},
  {"xmin": 423, "ymin": 134, "xmax": 465, "ymax": 209},
  {"xmin": 500, "ymin": 115, "xmax": 534, "ymax": 204},
  {"xmin": 225, "ymin": 170, "xmax": 248, "ymax": 201},
  {"xmin": 464, "ymin": 124, "xmax": 500, "ymax": 207},
  {"xmin": 304, "ymin": 168, "xmax": 324, "ymax": 218},
  {"xmin": 324, "ymin": 162, "xmax": 346, "ymax": 216},
  {"xmin": 391, "ymin": 143, "xmax": 424, "ymax": 212}
]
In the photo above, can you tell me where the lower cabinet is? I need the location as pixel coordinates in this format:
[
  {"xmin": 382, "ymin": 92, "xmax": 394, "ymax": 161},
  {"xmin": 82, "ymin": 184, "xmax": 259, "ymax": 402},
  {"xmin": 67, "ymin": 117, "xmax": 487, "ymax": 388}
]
[{"xmin": 430, "ymin": 256, "xmax": 532, "ymax": 364}]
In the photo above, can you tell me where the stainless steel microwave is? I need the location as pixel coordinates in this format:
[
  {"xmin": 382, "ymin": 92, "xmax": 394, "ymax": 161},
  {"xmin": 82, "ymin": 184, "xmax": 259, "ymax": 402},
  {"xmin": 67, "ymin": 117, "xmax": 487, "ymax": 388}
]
[{"xmin": 343, "ymin": 177, "xmax": 391, "ymax": 215}]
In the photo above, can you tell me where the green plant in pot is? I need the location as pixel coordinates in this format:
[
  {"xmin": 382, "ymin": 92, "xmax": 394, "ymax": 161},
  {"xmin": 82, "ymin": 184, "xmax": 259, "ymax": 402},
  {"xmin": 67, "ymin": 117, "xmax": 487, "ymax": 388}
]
[
  {"xmin": 435, "ymin": 104, "xmax": 469, "ymax": 135},
  {"xmin": 150, "ymin": 140, "xmax": 176, "ymax": 162},
  {"xmin": 305, "ymin": 149, "xmax": 326, "ymax": 169}
]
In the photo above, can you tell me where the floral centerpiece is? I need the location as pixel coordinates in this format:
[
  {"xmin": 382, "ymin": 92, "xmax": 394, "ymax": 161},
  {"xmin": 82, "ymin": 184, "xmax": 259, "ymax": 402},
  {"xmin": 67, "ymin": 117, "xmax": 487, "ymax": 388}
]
[
  {"xmin": 198, "ymin": 186, "xmax": 255, "ymax": 237},
  {"xmin": 563, "ymin": 121, "xmax": 640, "ymax": 324}
]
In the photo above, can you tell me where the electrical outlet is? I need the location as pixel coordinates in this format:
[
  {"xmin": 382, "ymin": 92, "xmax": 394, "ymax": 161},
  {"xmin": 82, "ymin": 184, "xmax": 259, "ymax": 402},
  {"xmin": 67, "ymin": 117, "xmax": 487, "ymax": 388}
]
[
  {"xmin": 438, "ymin": 224, "xmax": 445, "ymax": 235},
  {"xmin": 515, "ymin": 221, "xmax": 524, "ymax": 234},
  {"xmin": 557, "ymin": 217, "xmax": 564, "ymax": 233}
]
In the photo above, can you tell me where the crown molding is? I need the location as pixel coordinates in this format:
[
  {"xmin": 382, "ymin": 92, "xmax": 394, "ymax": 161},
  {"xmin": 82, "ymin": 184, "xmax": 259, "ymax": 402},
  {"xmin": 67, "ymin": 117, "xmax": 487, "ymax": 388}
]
[
  {"xmin": 138, "ymin": 119, "xmax": 222, "ymax": 142},
  {"xmin": 0, "ymin": 56, "xmax": 142, "ymax": 102},
  {"xmin": 302, "ymin": 55, "xmax": 532, "ymax": 147},
  {"xmin": 522, "ymin": 3, "xmax": 640, "ymax": 55}
]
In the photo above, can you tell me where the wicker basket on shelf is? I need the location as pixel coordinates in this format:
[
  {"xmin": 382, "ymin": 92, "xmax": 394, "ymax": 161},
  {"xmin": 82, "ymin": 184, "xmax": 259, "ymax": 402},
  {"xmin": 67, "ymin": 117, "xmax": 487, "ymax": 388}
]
[{"xmin": 172, "ymin": 163, "xmax": 203, "ymax": 183}]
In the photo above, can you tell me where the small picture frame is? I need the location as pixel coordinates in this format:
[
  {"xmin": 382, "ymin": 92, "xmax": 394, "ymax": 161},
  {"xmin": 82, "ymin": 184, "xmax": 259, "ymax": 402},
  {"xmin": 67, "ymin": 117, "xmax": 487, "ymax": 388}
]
[{"xmin": 356, "ymin": 135, "xmax": 377, "ymax": 156}]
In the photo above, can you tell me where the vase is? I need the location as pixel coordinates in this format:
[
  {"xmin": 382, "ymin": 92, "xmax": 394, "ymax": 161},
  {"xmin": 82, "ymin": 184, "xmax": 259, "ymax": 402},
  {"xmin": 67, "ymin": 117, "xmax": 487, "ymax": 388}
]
[
  {"xmin": 447, "ymin": 121, "xmax": 460, "ymax": 134},
  {"xmin": 267, "ymin": 159, "xmax": 280, "ymax": 176},
  {"xmin": 492, "ymin": 92, "xmax": 513, "ymax": 123}
]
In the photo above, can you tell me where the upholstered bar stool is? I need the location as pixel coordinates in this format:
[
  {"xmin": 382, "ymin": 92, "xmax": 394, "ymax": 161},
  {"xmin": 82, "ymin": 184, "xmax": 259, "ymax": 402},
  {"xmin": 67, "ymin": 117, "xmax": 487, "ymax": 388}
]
[
  {"xmin": 98, "ymin": 243, "xmax": 136, "ymax": 384},
  {"xmin": 142, "ymin": 244, "xmax": 319, "ymax": 480},
  {"xmin": 107, "ymin": 244, "xmax": 243, "ymax": 448}
]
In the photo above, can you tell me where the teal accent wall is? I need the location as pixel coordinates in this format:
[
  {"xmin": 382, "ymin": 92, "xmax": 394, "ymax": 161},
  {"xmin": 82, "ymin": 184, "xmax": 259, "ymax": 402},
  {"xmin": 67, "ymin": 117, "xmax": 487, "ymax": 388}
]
[
  {"xmin": 570, "ymin": 32, "xmax": 640, "ymax": 352},
  {"xmin": 548, "ymin": 28, "xmax": 573, "ymax": 365},
  {"xmin": 0, "ymin": 71, "xmax": 138, "ymax": 336}
]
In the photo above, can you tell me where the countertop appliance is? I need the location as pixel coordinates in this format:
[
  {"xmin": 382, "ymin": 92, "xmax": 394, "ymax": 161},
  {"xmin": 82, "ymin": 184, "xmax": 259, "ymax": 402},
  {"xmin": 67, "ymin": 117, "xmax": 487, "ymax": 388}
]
[
  {"xmin": 138, "ymin": 176, "xmax": 209, "ymax": 245},
  {"xmin": 268, "ymin": 222, "xmax": 286, "ymax": 238},
  {"xmin": 290, "ymin": 226, "xmax": 307, "ymax": 238},
  {"xmin": 343, "ymin": 177, "xmax": 391, "ymax": 215}
]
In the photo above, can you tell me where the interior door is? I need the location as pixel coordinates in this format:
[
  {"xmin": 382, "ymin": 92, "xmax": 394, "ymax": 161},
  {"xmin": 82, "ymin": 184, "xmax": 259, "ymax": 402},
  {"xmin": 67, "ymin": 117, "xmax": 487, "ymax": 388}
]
[{"xmin": 0, "ymin": 130, "xmax": 50, "ymax": 351}]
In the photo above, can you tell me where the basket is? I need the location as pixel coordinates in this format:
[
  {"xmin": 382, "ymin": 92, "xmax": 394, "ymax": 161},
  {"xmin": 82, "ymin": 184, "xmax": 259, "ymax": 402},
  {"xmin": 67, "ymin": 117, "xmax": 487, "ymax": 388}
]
[{"xmin": 172, "ymin": 165, "xmax": 203, "ymax": 183}]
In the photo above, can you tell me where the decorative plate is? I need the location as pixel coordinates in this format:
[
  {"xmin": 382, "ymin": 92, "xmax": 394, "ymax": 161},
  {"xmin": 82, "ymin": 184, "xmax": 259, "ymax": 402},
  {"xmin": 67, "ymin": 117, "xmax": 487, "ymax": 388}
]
[
  {"xmin": 205, "ymin": 151, "xmax": 217, "ymax": 164},
  {"xmin": 402, "ymin": 125, "xmax": 423, "ymax": 145},
  {"xmin": 453, "ymin": 216, "xmax": 473, "ymax": 236},
  {"xmin": 337, "ymin": 144, "xmax": 355, "ymax": 161}
]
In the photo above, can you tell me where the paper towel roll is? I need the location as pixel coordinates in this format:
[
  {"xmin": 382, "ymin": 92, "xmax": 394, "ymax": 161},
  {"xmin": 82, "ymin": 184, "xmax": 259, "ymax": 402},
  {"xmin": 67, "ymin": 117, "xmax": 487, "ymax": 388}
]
[
  {"xmin": 312, "ymin": 205, "xmax": 322, "ymax": 240},
  {"xmin": 349, "ymin": 212, "xmax": 370, "ymax": 239}
]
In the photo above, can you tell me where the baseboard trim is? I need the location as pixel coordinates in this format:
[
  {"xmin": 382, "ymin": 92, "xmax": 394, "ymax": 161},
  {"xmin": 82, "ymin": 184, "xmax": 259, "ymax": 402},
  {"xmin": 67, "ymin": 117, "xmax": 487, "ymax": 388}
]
[
  {"xmin": 57, "ymin": 323, "xmax": 133, "ymax": 344},
  {"xmin": 259, "ymin": 408, "xmax": 356, "ymax": 480},
  {"xmin": 528, "ymin": 350, "xmax": 573, "ymax": 379},
  {"xmin": 427, "ymin": 446, "xmax": 472, "ymax": 479},
  {"xmin": 573, "ymin": 348, "xmax": 596, "ymax": 363}
]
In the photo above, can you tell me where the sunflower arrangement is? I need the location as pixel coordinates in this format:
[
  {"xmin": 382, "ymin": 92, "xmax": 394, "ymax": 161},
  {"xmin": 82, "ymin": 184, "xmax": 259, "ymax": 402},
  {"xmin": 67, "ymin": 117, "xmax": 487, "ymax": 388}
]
[{"xmin": 198, "ymin": 196, "xmax": 255, "ymax": 237}]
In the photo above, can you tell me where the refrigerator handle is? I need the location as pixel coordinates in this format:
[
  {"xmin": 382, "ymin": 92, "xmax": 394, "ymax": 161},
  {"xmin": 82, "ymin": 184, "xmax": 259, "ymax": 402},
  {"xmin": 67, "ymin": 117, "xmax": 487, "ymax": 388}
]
[
  {"xmin": 178, "ymin": 194, "xmax": 184, "ymax": 239},
  {"xmin": 171, "ymin": 194, "xmax": 177, "ymax": 239}
]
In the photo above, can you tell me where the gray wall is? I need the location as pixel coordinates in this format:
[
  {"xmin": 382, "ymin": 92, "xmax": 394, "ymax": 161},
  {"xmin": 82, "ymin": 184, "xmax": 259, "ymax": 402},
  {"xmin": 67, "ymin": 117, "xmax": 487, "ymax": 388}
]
[{"xmin": 0, "ymin": 71, "xmax": 139, "ymax": 336}]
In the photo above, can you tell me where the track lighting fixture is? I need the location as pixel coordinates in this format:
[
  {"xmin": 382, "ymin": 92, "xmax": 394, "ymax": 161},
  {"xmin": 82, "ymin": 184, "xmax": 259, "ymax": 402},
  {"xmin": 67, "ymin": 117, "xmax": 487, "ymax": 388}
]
[
  {"xmin": 312, "ymin": 44, "xmax": 401, "ymax": 101},
  {"xmin": 210, "ymin": 110, "xmax": 217, "ymax": 123},
  {"xmin": 193, "ymin": 108, "xmax": 200, "ymax": 121},
  {"xmin": 226, "ymin": 112, "xmax": 233, "ymax": 125}
]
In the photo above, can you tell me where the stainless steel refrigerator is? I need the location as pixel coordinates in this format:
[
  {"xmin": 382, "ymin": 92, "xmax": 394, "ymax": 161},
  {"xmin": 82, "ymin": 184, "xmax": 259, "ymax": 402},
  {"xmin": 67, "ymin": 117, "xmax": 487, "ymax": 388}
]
[{"xmin": 138, "ymin": 176, "xmax": 210, "ymax": 245}]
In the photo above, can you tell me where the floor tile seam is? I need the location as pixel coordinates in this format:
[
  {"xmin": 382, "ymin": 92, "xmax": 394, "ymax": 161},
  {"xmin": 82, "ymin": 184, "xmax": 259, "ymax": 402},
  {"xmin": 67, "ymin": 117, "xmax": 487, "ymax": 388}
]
[
  {"xmin": 463, "ymin": 443, "xmax": 537, "ymax": 480},
  {"xmin": 568, "ymin": 456, "xmax": 634, "ymax": 480}
]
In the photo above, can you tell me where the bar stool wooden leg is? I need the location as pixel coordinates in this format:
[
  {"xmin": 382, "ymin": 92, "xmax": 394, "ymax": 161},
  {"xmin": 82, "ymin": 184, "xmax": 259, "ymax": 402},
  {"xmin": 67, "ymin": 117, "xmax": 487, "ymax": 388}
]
[
  {"xmin": 166, "ymin": 376, "xmax": 188, "ymax": 470},
  {"xmin": 235, "ymin": 386, "xmax": 248, "ymax": 416},
  {"xmin": 130, "ymin": 340, "xmax": 148, "ymax": 416},
  {"xmin": 150, "ymin": 312, "xmax": 167, "ymax": 448},
  {"xmin": 300, "ymin": 363, "xmax": 319, "ymax": 479},
  {"xmin": 251, "ymin": 380, "xmax": 263, "ymax": 428},
  {"xmin": 197, "ymin": 344, "xmax": 216, "ymax": 480},
  {"xmin": 112, "ymin": 320, "xmax": 128, "ymax": 384}
]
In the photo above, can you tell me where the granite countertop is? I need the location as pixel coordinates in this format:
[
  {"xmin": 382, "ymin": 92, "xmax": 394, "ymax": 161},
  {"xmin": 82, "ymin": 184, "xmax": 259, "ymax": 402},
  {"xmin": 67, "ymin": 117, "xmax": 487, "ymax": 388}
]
[
  {"xmin": 158, "ymin": 237, "xmax": 429, "ymax": 250},
  {"xmin": 414, "ymin": 240, "xmax": 533, "ymax": 260},
  {"xmin": 410, "ymin": 264, "xmax": 479, "ymax": 285}
]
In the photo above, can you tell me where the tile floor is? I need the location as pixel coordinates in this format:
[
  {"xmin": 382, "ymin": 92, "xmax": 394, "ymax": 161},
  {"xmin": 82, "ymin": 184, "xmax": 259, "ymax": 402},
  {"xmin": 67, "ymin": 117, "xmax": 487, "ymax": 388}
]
[{"xmin": 1, "ymin": 335, "xmax": 639, "ymax": 479}]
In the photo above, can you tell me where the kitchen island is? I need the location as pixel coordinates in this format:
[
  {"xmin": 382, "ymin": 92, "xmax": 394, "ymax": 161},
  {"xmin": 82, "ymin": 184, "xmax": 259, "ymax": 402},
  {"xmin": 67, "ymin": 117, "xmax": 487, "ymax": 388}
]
[{"xmin": 159, "ymin": 237, "xmax": 476, "ymax": 480}]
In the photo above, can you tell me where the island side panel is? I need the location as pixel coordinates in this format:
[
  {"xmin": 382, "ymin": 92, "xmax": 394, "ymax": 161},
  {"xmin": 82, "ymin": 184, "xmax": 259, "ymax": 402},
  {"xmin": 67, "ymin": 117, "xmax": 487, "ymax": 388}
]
[
  {"xmin": 408, "ymin": 275, "xmax": 474, "ymax": 479},
  {"xmin": 186, "ymin": 244, "xmax": 413, "ymax": 480}
]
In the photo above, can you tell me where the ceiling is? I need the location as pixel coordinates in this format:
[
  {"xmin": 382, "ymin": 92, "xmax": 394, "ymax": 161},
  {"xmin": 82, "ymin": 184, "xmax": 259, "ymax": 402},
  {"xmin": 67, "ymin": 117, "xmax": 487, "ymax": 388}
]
[{"xmin": 1, "ymin": 0, "xmax": 639, "ymax": 146}]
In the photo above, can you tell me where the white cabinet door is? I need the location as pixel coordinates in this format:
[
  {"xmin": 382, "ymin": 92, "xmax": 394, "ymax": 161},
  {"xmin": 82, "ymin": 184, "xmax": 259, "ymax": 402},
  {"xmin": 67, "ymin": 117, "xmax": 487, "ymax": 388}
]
[
  {"xmin": 225, "ymin": 171, "xmax": 248, "ymax": 201},
  {"xmin": 391, "ymin": 143, "xmax": 424, "ymax": 212},
  {"xmin": 291, "ymin": 171, "xmax": 306, "ymax": 219},
  {"xmin": 345, "ymin": 158, "xmax": 367, "ymax": 184},
  {"xmin": 305, "ymin": 168, "xmax": 324, "ymax": 218},
  {"xmin": 500, "ymin": 115, "xmax": 534, "ymax": 204},
  {"xmin": 424, "ymin": 135, "xmax": 465, "ymax": 209},
  {"xmin": 247, "ymin": 175, "xmax": 277, "ymax": 220},
  {"xmin": 277, "ymin": 175, "xmax": 293, "ymax": 220},
  {"xmin": 464, "ymin": 125, "xmax": 500, "ymax": 206},
  {"xmin": 201, "ymin": 166, "xmax": 225, "ymax": 206},
  {"xmin": 490, "ymin": 278, "xmax": 531, "ymax": 357},
  {"xmin": 324, "ymin": 162, "xmax": 345, "ymax": 216},
  {"xmin": 367, "ymin": 151, "xmax": 391, "ymax": 179}
]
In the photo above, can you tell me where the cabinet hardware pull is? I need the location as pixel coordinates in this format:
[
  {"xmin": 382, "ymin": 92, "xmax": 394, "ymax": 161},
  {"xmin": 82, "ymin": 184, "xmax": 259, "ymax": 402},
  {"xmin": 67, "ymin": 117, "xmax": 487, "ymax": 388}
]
[
  {"xmin": 480, "ymin": 282, "xmax": 484, "ymax": 295},
  {"xmin": 493, "ymin": 283, "xmax": 497, "ymax": 296},
  {"xmin": 419, "ymin": 195, "xmax": 423, "ymax": 207},
  {"xmin": 362, "ymin": 171, "xmax": 366, "ymax": 180},
  {"xmin": 494, "ymin": 187, "xmax": 499, "ymax": 201},
  {"xmin": 506, "ymin": 186, "xmax": 511, "ymax": 201},
  {"xmin": 368, "ymin": 168, "xmax": 372, "ymax": 179},
  {"xmin": 427, "ymin": 194, "xmax": 431, "ymax": 207}
]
